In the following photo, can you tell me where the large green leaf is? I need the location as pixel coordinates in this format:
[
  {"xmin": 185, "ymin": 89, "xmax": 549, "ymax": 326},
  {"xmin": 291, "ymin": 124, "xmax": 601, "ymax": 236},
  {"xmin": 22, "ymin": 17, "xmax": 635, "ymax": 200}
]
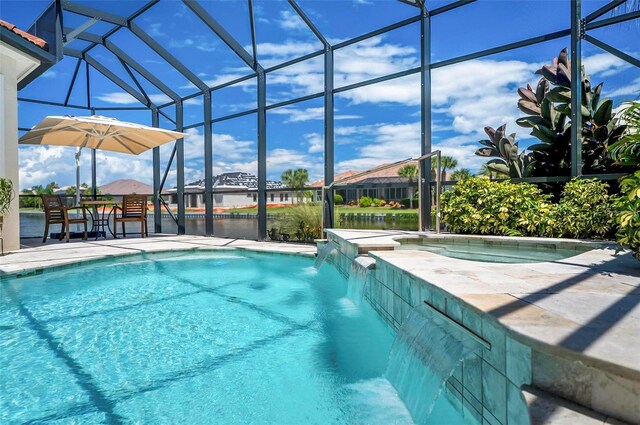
[
  {"xmin": 546, "ymin": 87, "xmax": 571, "ymax": 103},
  {"xmin": 591, "ymin": 83, "xmax": 603, "ymax": 112},
  {"xmin": 518, "ymin": 99, "xmax": 541, "ymax": 116},
  {"xmin": 594, "ymin": 99, "xmax": 613, "ymax": 126},
  {"xmin": 475, "ymin": 147, "xmax": 500, "ymax": 157},
  {"xmin": 531, "ymin": 127, "xmax": 556, "ymax": 144},
  {"xmin": 529, "ymin": 143, "xmax": 552, "ymax": 152},
  {"xmin": 516, "ymin": 116, "xmax": 549, "ymax": 128},
  {"xmin": 486, "ymin": 161, "xmax": 510, "ymax": 176}
]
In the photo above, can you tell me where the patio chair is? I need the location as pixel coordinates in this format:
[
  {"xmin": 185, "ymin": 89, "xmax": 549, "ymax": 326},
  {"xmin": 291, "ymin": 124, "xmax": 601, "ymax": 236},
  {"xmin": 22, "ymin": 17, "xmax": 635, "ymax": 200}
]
[
  {"xmin": 113, "ymin": 195, "xmax": 148, "ymax": 238},
  {"xmin": 41, "ymin": 194, "xmax": 88, "ymax": 243}
]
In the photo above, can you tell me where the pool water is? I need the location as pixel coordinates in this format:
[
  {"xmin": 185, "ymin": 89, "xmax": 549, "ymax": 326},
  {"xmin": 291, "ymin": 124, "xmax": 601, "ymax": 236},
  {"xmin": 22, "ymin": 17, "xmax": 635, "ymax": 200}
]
[
  {"xmin": 398, "ymin": 239, "xmax": 591, "ymax": 263},
  {"xmin": 0, "ymin": 250, "xmax": 471, "ymax": 424}
]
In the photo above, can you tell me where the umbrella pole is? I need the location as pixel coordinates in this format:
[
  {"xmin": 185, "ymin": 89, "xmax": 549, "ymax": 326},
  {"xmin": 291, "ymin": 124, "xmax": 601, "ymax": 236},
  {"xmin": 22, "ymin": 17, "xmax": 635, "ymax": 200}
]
[{"xmin": 75, "ymin": 147, "xmax": 82, "ymax": 206}]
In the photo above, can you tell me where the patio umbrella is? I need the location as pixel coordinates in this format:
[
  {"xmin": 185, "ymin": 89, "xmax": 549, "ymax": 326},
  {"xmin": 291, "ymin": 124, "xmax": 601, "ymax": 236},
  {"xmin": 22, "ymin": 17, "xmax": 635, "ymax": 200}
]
[{"xmin": 19, "ymin": 115, "xmax": 186, "ymax": 205}]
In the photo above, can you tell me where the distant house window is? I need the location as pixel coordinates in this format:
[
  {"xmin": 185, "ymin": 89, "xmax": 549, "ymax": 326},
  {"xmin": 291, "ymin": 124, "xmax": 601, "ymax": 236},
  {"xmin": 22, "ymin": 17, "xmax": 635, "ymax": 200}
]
[
  {"xmin": 253, "ymin": 194, "xmax": 257, "ymax": 202},
  {"xmin": 270, "ymin": 193, "xmax": 274, "ymax": 202},
  {"xmin": 285, "ymin": 193, "xmax": 289, "ymax": 201},
  {"xmin": 280, "ymin": 193, "xmax": 284, "ymax": 201}
]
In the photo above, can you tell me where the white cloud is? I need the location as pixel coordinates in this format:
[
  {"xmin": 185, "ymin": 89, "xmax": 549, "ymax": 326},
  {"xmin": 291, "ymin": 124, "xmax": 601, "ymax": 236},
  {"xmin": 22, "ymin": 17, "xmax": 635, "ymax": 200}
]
[
  {"xmin": 582, "ymin": 52, "xmax": 632, "ymax": 78},
  {"xmin": 269, "ymin": 106, "xmax": 361, "ymax": 122},
  {"xmin": 278, "ymin": 10, "xmax": 307, "ymax": 31},
  {"xmin": 306, "ymin": 132, "xmax": 323, "ymax": 153},
  {"xmin": 96, "ymin": 92, "xmax": 139, "ymax": 105},
  {"xmin": 606, "ymin": 77, "xmax": 640, "ymax": 98}
]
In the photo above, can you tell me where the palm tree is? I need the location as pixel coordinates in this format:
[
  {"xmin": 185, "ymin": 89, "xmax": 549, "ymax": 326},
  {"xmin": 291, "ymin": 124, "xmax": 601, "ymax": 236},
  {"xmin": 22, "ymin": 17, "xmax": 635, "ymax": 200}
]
[
  {"xmin": 477, "ymin": 163, "xmax": 500, "ymax": 180},
  {"xmin": 397, "ymin": 163, "xmax": 418, "ymax": 208},
  {"xmin": 451, "ymin": 168, "xmax": 472, "ymax": 181},
  {"xmin": 431, "ymin": 155, "xmax": 458, "ymax": 180},
  {"xmin": 281, "ymin": 168, "xmax": 309, "ymax": 203}
]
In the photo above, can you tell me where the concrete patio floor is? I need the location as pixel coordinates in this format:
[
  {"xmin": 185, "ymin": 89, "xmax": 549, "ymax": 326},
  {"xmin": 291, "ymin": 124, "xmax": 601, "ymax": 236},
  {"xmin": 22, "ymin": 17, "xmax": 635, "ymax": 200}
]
[{"xmin": 1, "ymin": 235, "xmax": 316, "ymax": 277}]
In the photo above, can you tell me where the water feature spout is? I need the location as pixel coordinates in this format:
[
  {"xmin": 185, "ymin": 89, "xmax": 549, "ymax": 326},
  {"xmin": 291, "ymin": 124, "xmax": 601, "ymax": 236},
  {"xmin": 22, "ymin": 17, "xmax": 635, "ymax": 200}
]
[
  {"xmin": 346, "ymin": 256, "xmax": 375, "ymax": 305},
  {"xmin": 314, "ymin": 241, "xmax": 339, "ymax": 269},
  {"xmin": 386, "ymin": 304, "xmax": 482, "ymax": 424}
]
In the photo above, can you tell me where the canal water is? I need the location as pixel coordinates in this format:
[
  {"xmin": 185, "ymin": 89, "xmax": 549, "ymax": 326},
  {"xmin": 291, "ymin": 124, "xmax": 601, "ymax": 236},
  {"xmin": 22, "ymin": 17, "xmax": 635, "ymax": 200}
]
[{"xmin": 19, "ymin": 212, "xmax": 418, "ymax": 241}]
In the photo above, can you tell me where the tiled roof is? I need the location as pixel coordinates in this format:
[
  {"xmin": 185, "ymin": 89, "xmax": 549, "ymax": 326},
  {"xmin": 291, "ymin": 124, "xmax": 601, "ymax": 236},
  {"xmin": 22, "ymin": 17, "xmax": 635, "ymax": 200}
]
[
  {"xmin": 0, "ymin": 19, "xmax": 48, "ymax": 50},
  {"xmin": 186, "ymin": 172, "xmax": 285, "ymax": 190},
  {"xmin": 310, "ymin": 160, "xmax": 451, "ymax": 187}
]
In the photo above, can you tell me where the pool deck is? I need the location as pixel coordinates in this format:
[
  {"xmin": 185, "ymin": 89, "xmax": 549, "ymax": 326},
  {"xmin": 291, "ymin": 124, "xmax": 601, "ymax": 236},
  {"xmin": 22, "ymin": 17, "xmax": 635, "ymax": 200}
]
[
  {"xmin": 326, "ymin": 229, "xmax": 640, "ymax": 425},
  {"xmin": 1, "ymin": 235, "xmax": 316, "ymax": 277}
]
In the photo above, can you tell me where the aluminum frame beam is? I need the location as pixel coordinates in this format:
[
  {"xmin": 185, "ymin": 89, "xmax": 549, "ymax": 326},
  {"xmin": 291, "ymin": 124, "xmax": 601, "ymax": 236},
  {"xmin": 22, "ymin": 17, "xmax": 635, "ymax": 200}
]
[
  {"xmin": 183, "ymin": 0, "xmax": 256, "ymax": 70},
  {"xmin": 323, "ymin": 46, "xmax": 335, "ymax": 230},
  {"xmin": 570, "ymin": 0, "xmax": 583, "ymax": 177},
  {"xmin": 64, "ymin": 48, "xmax": 152, "ymax": 108},
  {"xmin": 257, "ymin": 70, "xmax": 267, "ymax": 240},
  {"xmin": 420, "ymin": 7, "xmax": 432, "ymax": 230},
  {"xmin": 176, "ymin": 101, "xmax": 186, "ymax": 234},
  {"xmin": 152, "ymin": 109, "xmax": 162, "ymax": 234},
  {"xmin": 204, "ymin": 91, "xmax": 214, "ymax": 236},
  {"xmin": 64, "ymin": 58, "xmax": 82, "ymax": 107}
]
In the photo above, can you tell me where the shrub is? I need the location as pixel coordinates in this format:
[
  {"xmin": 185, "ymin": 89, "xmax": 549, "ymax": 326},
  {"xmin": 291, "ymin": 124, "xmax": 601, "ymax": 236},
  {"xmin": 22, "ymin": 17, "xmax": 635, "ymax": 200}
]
[
  {"xmin": 400, "ymin": 197, "xmax": 420, "ymax": 209},
  {"xmin": 379, "ymin": 199, "xmax": 387, "ymax": 207},
  {"xmin": 556, "ymin": 178, "xmax": 615, "ymax": 239},
  {"xmin": 441, "ymin": 177, "xmax": 615, "ymax": 239},
  {"xmin": 276, "ymin": 204, "xmax": 322, "ymax": 243},
  {"xmin": 359, "ymin": 196, "xmax": 373, "ymax": 207},
  {"xmin": 372, "ymin": 198, "xmax": 381, "ymax": 207},
  {"xmin": 333, "ymin": 193, "xmax": 344, "ymax": 205},
  {"xmin": 615, "ymin": 171, "xmax": 640, "ymax": 259}
]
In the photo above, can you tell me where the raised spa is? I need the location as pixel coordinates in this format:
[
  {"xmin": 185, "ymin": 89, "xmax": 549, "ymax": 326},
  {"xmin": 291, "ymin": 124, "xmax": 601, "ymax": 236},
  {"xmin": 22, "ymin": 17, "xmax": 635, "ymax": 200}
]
[{"xmin": 396, "ymin": 237, "xmax": 594, "ymax": 263}]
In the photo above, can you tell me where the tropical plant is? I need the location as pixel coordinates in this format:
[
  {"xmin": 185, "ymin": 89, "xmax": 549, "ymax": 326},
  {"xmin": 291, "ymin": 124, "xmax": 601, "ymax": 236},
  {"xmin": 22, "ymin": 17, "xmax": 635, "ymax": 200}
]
[
  {"xmin": 610, "ymin": 101, "xmax": 640, "ymax": 167},
  {"xmin": 475, "ymin": 124, "xmax": 534, "ymax": 178},
  {"xmin": 610, "ymin": 101, "xmax": 640, "ymax": 259},
  {"xmin": 0, "ymin": 178, "xmax": 15, "ymax": 217},
  {"xmin": 516, "ymin": 48, "xmax": 628, "ymax": 176},
  {"xmin": 281, "ymin": 168, "xmax": 309, "ymax": 203},
  {"xmin": 450, "ymin": 168, "xmax": 473, "ymax": 181},
  {"xmin": 397, "ymin": 163, "xmax": 418, "ymax": 208},
  {"xmin": 615, "ymin": 171, "xmax": 640, "ymax": 259},
  {"xmin": 333, "ymin": 193, "xmax": 344, "ymax": 205}
]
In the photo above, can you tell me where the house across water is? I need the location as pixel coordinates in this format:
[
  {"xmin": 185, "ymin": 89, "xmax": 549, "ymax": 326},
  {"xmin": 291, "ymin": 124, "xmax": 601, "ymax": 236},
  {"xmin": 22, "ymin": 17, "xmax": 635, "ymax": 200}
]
[{"xmin": 165, "ymin": 172, "xmax": 296, "ymax": 209}]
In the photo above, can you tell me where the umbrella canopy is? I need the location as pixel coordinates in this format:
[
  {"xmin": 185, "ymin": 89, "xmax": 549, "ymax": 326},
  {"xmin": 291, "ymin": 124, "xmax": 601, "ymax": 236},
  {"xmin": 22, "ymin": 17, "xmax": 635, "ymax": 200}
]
[
  {"xmin": 19, "ymin": 115, "xmax": 186, "ymax": 155},
  {"xmin": 19, "ymin": 115, "xmax": 187, "ymax": 205}
]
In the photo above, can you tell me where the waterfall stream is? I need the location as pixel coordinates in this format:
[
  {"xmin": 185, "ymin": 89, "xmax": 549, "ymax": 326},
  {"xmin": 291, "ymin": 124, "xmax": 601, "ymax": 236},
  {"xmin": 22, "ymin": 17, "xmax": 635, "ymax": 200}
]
[
  {"xmin": 385, "ymin": 304, "xmax": 481, "ymax": 424},
  {"xmin": 346, "ymin": 259, "xmax": 370, "ymax": 305},
  {"xmin": 314, "ymin": 241, "xmax": 339, "ymax": 269}
]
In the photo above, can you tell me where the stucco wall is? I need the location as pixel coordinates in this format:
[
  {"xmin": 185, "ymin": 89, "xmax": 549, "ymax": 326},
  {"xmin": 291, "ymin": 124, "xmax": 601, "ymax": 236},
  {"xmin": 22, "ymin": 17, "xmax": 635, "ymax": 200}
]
[{"xmin": 0, "ymin": 59, "xmax": 20, "ymax": 252}]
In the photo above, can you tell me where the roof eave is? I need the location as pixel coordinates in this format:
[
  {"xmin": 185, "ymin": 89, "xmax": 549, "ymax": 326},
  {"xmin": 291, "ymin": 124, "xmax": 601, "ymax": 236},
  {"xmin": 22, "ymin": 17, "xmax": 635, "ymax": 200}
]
[{"xmin": 0, "ymin": 27, "xmax": 57, "ymax": 90}]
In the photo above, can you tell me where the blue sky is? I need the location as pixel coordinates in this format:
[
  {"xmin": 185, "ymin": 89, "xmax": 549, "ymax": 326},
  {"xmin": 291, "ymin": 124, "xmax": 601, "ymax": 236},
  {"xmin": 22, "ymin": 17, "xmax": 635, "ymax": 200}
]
[{"xmin": 3, "ymin": 0, "xmax": 639, "ymax": 189}]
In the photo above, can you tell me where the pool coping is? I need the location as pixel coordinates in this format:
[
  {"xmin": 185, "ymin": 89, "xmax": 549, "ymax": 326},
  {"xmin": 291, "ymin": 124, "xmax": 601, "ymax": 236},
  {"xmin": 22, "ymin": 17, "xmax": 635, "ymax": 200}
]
[{"xmin": 0, "ymin": 235, "xmax": 316, "ymax": 280}]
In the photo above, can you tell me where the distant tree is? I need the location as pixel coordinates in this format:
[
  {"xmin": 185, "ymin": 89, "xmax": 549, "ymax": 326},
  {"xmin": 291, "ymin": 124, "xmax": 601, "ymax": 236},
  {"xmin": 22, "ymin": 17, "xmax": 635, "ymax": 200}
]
[
  {"xmin": 281, "ymin": 168, "xmax": 309, "ymax": 203},
  {"xmin": 451, "ymin": 168, "xmax": 473, "ymax": 181},
  {"xmin": 397, "ymin": 163, "xmax": 418, "ymax": 208},
  {"xmin": 477, "ymin": 164, "xmax": 501, "ymax": 180},
  {"xmin": 431, "ymin": 155, "xmax": 458, "ymax": 180}
]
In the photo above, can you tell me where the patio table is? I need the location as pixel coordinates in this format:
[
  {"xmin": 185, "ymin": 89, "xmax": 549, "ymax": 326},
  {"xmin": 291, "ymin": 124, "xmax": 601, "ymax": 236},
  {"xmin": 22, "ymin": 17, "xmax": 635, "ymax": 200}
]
[{"xmin": 81, "ymin": 200, "xmax": 119, "ymax": 239}]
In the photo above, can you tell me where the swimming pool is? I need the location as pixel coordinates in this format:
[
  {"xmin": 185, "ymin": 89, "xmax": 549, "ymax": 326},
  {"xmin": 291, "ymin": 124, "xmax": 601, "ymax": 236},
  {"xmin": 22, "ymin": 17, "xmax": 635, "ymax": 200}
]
[
  {"xmin": 0, "ymin": 250, "xmax": 471, "ymax": 424},
  {"xmin": 397, "ymin": 237, "xmax": 593, "ymax": 263}
]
